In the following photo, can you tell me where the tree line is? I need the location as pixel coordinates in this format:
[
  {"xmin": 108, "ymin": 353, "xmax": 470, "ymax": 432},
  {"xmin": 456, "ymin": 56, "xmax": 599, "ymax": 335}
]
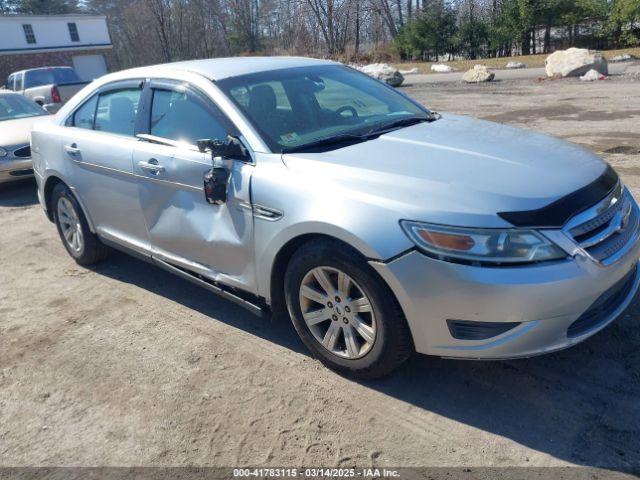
[
  {"xmin": 395, "ymin": 0, "xmax": 640, "ymax": 61},
  {"xmin": 1, "ymin": 0, "xmax": 639, "ymax": 68}
]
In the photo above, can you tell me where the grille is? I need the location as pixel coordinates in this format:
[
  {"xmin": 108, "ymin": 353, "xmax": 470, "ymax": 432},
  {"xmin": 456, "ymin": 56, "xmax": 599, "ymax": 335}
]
[
  {"xmin": 567, "ymin": 265, "xmax": 637, "ymax": 338},
  {"xmin": 13, "ymin": 146, "xmax": 31, "ymax": 158},
  {"xmin": 568, "ymin": 189, "xmax": 639, "ymax": 263}
]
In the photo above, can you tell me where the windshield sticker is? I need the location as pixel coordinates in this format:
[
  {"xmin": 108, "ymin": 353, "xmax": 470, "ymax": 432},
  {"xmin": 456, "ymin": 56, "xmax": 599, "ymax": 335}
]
[{"xmin": 280, "ymin": 132, "xmax": 301, "ymax": 145}]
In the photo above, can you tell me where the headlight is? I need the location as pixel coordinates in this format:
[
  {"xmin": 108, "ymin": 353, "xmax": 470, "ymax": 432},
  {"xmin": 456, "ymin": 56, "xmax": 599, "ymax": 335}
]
[
  {"xmin": 400, "ymin": 220, "xmax": 567, "ymax": 264},
  {"xmin": 0, "ymin": 147, "xmax": 7, "ymax": 157}
]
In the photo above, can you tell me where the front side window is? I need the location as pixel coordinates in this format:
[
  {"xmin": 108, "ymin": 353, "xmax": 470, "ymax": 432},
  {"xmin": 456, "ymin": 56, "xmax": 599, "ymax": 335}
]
[
  {"xmin": 94, "ymin": 88, "xmax": 142, "ymax": 136},
  {"xmin": 0, "ymin": 94, "xmax": 47, "ymax": 122},
  {"xmin": 68, "ymin": 22, "xmax": 80, "ymax": 42},
  {"xmin": 22, "ymin": 24, "xmax": 36, "ymax": 44},
  {"xmin": 72, "ymin": 94, "xmax": 99, "ymax": 129},
  {"xmin": 6, "ymin": 75, "xmax": 14, "ymax": 91},
  {"xmin": 150, "ymin": 88, "xmax": 229, "ymax": 144},
  {"xmin": 217, "ymin": 65, "xmax": 428, "ymax": 153},
  {"xmin": 15, "ymin": 74, "xmax": 23, "ymax": 91}
]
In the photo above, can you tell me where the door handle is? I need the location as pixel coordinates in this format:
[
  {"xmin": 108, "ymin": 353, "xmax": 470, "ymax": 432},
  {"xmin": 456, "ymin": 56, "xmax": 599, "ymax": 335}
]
[
  {"xmin": 64, "ymin": 143, "xmax": 81, "ymax": 157},
  {"xmin": 138, "ymin": 158, "xmax": 165, "ymax": 175}
]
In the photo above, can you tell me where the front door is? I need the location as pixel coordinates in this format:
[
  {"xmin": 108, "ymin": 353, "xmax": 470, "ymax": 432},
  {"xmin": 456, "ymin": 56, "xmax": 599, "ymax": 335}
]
[{"xmin": 134, "ymin": 80, "xmax": 256, "ymax": 292}]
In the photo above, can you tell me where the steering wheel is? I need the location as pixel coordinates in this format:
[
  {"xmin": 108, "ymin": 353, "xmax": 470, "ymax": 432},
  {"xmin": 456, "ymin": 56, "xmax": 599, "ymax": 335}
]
[{"xmin": 335, "ymin": 105, "xmax": 358, "ymax": 118}]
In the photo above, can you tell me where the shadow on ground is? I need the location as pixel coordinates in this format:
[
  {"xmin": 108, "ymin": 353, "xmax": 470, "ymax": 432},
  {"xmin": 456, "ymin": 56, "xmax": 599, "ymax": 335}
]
[
  {"xmin": 0, "ymin": 179, "xmax": 38, "ymax": 207},
  {"xmin": 94, "ymin": 251, "xmax": 640, "ymax": 471}
]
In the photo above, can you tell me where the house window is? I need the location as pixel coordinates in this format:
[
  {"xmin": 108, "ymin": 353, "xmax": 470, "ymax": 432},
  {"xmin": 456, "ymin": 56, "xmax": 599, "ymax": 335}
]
[
  {"xmin": 68, "ymin": 22, "xmax": 80, "ymax": 42},
  {"xmin": 22, "ymin": 24, "xmax": 36, "ymax": 44}
]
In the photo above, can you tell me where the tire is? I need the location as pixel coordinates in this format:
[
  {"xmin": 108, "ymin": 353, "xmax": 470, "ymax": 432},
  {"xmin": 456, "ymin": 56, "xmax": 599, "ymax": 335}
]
[
  {"xmin": 284, "ymin": 239, "xmax": 413, "ymax": 378},
  {"xmin": 51, "ymin": 183, "xmax": 111, "ymax": 266}
]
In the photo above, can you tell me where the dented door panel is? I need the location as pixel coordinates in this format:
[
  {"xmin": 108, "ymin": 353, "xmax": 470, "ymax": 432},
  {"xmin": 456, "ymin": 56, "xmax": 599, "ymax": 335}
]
[{"xmin": 134, "ymin": 140, "xmax": 257, "ymax": 292}]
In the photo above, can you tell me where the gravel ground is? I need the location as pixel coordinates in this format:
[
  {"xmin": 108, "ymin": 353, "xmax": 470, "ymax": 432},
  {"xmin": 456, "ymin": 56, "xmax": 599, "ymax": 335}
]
[{"xmin": 1, "ymin": 72, "xmax": 640, "ymax": 474}]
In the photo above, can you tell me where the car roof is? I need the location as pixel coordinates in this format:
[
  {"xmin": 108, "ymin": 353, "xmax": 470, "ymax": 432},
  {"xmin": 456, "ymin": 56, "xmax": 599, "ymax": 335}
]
[{"xmin": 114, "ymin": 56, "xmax": 338, "ymax": 82}]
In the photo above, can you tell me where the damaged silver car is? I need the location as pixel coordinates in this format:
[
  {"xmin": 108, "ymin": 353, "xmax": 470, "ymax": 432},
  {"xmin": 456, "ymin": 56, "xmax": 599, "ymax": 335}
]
[{"xmin": 31, "ymin": 57, "xmax": 640, "ymax": 377}]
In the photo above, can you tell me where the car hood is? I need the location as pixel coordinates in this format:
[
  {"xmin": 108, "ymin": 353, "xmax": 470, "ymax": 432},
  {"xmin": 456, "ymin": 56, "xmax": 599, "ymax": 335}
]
[
  {"xmin": 0, "ymin": 115, "xmax": 51, "ymax": 148},
  {"xmin": 281, "ymin": 113, "xmax": 608, "ymax": 227}
]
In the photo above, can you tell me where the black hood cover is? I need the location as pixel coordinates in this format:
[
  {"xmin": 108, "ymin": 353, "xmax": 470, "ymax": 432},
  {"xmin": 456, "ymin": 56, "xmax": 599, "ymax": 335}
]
[{"xmin": 498, "ymin": 164, "xmax": 619, "ymax": 228}]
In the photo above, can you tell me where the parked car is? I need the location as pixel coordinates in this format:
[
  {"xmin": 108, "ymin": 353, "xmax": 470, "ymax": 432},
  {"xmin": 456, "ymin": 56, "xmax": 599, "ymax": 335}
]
[
  {"xmin": 0, "ymin": 90, "xmax": 50, "ymax": 184},
  {"xmin": 31, "ymin": 57, "xmax": 640, "ymax": 377},
  {"xmin": 5, "ymin": 67, "xmax": 89, "ymax": 113}
]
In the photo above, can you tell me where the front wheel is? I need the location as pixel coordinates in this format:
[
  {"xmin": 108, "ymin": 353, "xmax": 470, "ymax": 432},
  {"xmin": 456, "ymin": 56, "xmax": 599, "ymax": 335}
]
[{"xmin": 284, "ymin": 240, "xmax": 413, "ymax": 378}]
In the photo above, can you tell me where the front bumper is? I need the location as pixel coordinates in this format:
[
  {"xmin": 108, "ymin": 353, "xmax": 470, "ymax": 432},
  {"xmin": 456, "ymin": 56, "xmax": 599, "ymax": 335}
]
[
  {"xmin": 370, "ymin": 220, "xmax": 640, "ymax": 360},
  {"xmin": 0, "ymin": 157, "xmax": 34, "ymax": 184}
]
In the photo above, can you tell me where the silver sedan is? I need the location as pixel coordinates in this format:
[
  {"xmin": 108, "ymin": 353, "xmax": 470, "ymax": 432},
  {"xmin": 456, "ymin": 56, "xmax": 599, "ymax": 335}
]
[
  {"xmin": 30, "ymin": 57, "xmax": 640, "ymax": 378},
  {"xmin": 0, "ymin": 90, "xmax": 50, "ymax": 184}
]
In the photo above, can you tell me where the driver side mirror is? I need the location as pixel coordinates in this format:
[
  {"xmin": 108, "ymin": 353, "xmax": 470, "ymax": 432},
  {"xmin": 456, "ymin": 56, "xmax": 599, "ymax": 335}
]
[{"xmin": 196, "ymin": 135, "xmax": 250, "ymax": 162}]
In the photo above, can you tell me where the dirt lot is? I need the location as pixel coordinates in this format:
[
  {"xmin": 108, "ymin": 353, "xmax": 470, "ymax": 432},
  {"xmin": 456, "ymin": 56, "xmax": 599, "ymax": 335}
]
[{"xmin": 1, "ymin": 70, "xmax": 640, "ymax": 473}]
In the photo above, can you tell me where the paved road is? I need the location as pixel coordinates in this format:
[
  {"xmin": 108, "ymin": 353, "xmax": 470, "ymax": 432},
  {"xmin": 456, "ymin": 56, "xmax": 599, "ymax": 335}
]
[{"xmin": 404, "ymin": 61, "xmax": 640, "ymax": 84}]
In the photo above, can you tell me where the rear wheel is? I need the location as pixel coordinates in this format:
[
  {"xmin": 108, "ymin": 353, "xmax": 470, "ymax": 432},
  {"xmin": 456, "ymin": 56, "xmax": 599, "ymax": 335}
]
[
  {"xmin": 52, "ymin": 183, "xmax": 111, "ymax": 265},
  {"xmin": 285, "ymin": 240, "xmax": 413, "ymax": 378}
]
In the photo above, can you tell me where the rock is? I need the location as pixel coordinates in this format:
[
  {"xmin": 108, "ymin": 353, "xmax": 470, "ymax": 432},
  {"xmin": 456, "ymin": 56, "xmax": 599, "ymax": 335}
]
[
  {"xmin": 358, "ymin": 63, "xmax": 404, "ymax": 87},
  {"xmin": 609, "ymin": 54, "xmax": 636, "ymax": 62},
  {"xmin": 545, "ymin": 48, "xmax": 608, "ymax": 78},
  {"xmin": 505, "ymin": 61, "xmax": 527, "ymax": 69},
  {"xmin": 399, "ymin": 67, "xmax": 419, "ymax": 75},
  {"xmin": 580, "ymin": 69, "xmax": 606, "ymax": 82},
  {"xmin": 462, "ymin": 65, "xmax": 495, "ymax": 83},
  {"xmin": 430, "ymin": 64, "xmax": 454, "ymax": 73}
]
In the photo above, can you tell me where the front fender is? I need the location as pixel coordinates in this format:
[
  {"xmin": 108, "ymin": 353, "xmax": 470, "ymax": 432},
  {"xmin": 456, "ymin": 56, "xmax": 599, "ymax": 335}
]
[{"xmin": 251, "ymin": 154, "xmax": 413, "ymax": 301}]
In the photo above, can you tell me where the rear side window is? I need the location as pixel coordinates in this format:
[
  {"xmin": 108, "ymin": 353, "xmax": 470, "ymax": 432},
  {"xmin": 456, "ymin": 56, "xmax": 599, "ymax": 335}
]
[
  {"xmin": 94, "ymin": 88, "xmax": 142, "ymax": 136},
  {"xmin": 24, "ymin": 68, "xmax": 80, "ymax": 89},
  {"xmin": 150, "ymin": 88, "xmax": 228, "ymax": 144},
  {"xmin": 72, "ymin": 94, "xmax": 98, "ymax": 129}
]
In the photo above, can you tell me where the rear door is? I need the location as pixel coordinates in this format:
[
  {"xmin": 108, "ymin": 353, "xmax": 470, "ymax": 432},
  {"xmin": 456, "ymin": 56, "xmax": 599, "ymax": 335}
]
[
  {"xmin": 133, "ymin": 79, "xmax": 256, "ymax": 290},
  {"xmin": 59, "ymin": 79, "xmax": 150, "ymax": 255}
]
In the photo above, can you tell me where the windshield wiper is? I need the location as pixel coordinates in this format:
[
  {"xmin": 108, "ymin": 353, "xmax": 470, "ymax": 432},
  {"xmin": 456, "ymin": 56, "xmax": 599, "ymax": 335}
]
[
  {"xmin": 282, "ymin": 132, "xmax": 372, "ymax": 153},
  {"xmin": 363, "ymin": 113, "xmax": 440, "ymax": 137},
  {"xmin": 281, "ymin": 112, "xmax": 441, "ymax": 154}
]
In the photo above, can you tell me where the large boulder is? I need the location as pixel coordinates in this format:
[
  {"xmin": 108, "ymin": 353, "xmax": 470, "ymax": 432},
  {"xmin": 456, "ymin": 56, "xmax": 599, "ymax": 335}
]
[
  {"xmin": 505, "ymin": 61, "xmax": 527, "ymax": 69},
  {"xmin": 462, "ymin": 65, "xmax": 495, "ymax": 83},
  {"xmin": 545, "ymin": 48, "xmax": 608, "ymax": 78},
  {"xmin": 431, "ymin": 64, "xmax": 455, "ymax": 73},
  {"xmin": 580, "ymin": 69, "xmax": 606, "ymax": 82},
  {"xmin": 358, "ymin": 63, "xmax": 404, "ymax": 87}
]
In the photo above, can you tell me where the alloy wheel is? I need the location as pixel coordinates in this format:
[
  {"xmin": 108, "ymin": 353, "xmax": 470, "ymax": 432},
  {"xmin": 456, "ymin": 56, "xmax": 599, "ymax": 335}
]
[
  {"xmin": 298, "ymin": 266, "xmax": 377, "ymax": 359},
  {"xmin": 57, "ymin": 197, "xmax": 84, "ymax": 253}
]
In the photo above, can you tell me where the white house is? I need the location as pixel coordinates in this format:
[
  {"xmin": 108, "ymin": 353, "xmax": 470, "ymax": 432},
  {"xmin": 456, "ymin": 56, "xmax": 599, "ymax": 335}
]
[{"xmin": 0, "ymin": 14, "xmax": 114, "ymax": 84}]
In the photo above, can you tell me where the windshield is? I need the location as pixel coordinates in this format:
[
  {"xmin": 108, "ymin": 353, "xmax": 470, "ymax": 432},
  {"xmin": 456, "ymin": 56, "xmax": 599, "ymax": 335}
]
[
  {"xmin": 24, "ymin": 67, "xmax": 80, "ymax": 89},
  {"xmin": 217, "ymin": 65, "xmax": 430, "ymax": 153},
  {"xmin": 0, "ymin": 94, "xmax": 47, "ymax": 121}
]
